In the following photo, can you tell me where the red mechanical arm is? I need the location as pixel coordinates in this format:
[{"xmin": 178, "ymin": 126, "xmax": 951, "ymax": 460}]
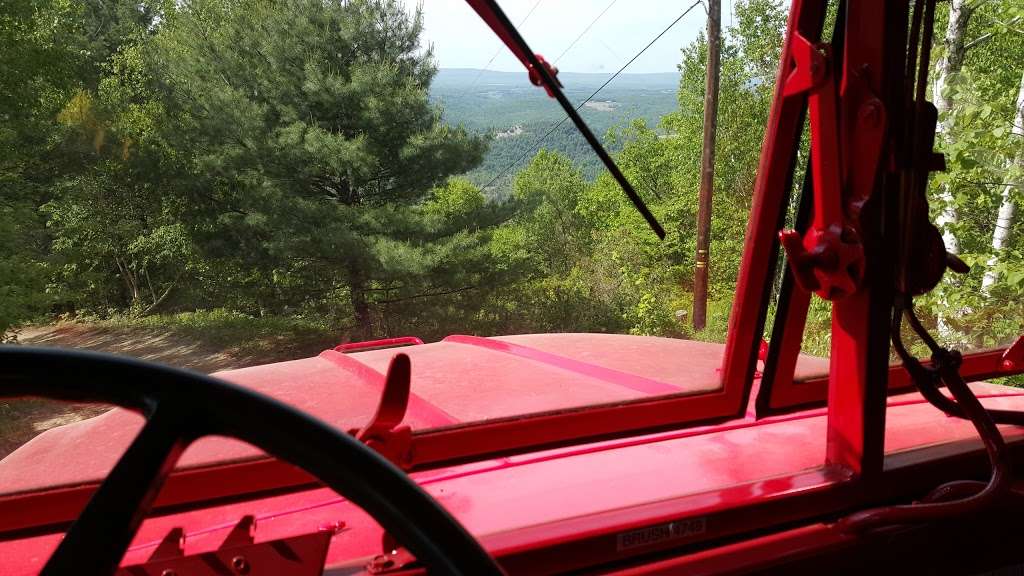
[
  {"xmin": 463, "ymin": 0, "xmax": 665, "ymax": 238},
  {"xmin": 744, "ymin": 0, "xmax": 1024, "ymax": 532},
  {"xmin": 725, "ymin": 0, "xmax": 903, "ymax": 474},
  {"xmin": 463, "ymin": 0, "xmax": 562, "ymax": 96},
  {"xmin": 777, "ymin": 33, "xmax": 876, "ymax": 301}
]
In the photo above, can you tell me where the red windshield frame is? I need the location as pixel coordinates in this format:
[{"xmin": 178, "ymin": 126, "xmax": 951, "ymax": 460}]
[{"xmin": 7, "ymin": 0, "xmax": 1024, "ymax": 539}]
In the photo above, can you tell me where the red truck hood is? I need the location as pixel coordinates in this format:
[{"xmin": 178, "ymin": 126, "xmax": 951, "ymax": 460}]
[{"xmin": 0, "ymin": 333, "xmax": 829, "ymax": 496}]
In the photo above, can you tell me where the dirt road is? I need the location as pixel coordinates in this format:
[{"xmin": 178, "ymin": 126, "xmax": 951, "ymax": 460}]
[{"xmin": 2, "ymin": 323, "xmax": 296, "ymax": 459}]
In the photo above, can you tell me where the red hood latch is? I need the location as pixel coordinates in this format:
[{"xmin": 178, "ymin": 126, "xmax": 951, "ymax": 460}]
[{"xmin": 350, "ymin": 353, "xmax": 414, "ymax": 468}]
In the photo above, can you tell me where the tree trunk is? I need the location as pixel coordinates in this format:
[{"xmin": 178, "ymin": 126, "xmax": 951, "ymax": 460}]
[
  {"xmin": 692, "ymin": 0, "xmax": 721, "ymax": 331},
  {"xmin": 348, "ymin": 262, "xmax": 373, "ymax": 341},
  {"xmin": 933, "ymin": 0, "xmax": 973, "ymax": 255},
  {"xmin": 981, "ymin": 71, "xmax": 1024, "ymax": 294},
  {"xmin": 114, "ymin": 256, "xmax": 141, "ymax": 309},
  {"xmin": 140, "ymin": 269, "xmax": 184, "ymax": 316}
]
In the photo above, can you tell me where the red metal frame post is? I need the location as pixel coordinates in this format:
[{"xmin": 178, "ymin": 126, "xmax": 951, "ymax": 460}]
[
  {"xmin": 726, "ymin": 0, "xmax": 903, "ymax": 478},
  {"xmin": 720, "ymin": 0, "xmax": 826, "ymax": 416},
  {"xmin": 824, "ymin": 0, "xmax": 908, "ymax": 478}
]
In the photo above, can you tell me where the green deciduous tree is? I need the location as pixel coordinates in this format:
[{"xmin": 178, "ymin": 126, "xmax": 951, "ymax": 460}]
[
  {"xmin": 0, "ymin": 0, "xmax": 155, "ymax": 334},
  {"xmin": 0, "ymin": 0, "xmax": 74, "ymax": 336},
  {"xmin": 45, "ymin": 27, "xmax": 202, "ymax": 315},
  {"xmin": 483, "ymin": 0, "xmax": 788, "ymax": 340},
  {"xmin": 924, "ymin": 0, "xmax": 1024, "ymax": 347},
  {"xmin": 483, "ymin": 150, "xmax": 627, "ymax": 334}
]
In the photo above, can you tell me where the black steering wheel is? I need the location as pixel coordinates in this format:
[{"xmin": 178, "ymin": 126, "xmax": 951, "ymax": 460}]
[{"xmin": 0, "ymin": 346, "xmax": 505, "ymax": 575}]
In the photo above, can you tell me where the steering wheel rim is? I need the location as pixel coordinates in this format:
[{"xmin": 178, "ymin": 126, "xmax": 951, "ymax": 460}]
[{"xmin": 0, "ymin": 346, "xmax": 504, "ymax": 576}]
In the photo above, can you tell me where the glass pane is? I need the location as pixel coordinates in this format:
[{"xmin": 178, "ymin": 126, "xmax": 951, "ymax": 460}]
[
  {"xmin": 4, "ymin": 0, "xmax": 782, "ymax": 450},
  {"xmin": 0, "ymin": 399, "xmax": 116, "ymax": 464}
]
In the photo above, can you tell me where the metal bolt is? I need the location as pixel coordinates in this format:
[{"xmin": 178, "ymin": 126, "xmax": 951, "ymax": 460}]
[
  {"xmin": 860, "ymin": 101, "xmax": 882, "ymax": 127},
  {"xmin": 317, "ymin": 520, "xmax": 347, "ymax": 534},
  {"xmin": 1003, "ymin": 359, "xmax": 1015, "ymax": 371},
  {"xmin": 161, "ymin": 570, "xmax": 177, "ymax": 576},
  {"xmin": 369, "ymin": 554, "xmax": 395, "ymax": 571},
  {"xmin": 231, "ymin": 555, "xmax": 251, "ymax": 574}
]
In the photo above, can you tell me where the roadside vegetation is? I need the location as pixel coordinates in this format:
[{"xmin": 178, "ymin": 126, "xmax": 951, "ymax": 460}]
[
  {"xmin": 95, "ymin": 309, "xmax": 336, "ymax": 359},
  {"xmin": 1, "ymin": 313, "xmax": 336, "ymax": 459},
  {"xmin": 2, "ymin": 0, "xmax": 1020, "ymax": 361}
]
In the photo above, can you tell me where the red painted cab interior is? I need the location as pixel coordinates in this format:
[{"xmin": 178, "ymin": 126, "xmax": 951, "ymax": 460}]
[{"xmin": 2, "ymin": 0, "xmax": 1024, "ymax": 574}]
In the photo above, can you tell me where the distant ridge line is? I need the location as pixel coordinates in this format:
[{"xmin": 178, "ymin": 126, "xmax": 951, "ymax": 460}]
[
  {"xmin": 437, "ymin": 67, "xmax": 681, "ymax": 77},
  {"xmin": 433, "ymin": 68, "xmax": 680, "ymax": 91}
]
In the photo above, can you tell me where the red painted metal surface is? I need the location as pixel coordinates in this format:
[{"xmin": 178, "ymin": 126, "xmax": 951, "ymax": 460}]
[
  {"xmin": 443, "ymin": 335, "xmax": 684, "ymax": 396},
  {"xmin": 318, "ymin": 349, "xmax": 457, "ymax": 429},
  {"xmin": 1002, "ymin": 336, "xmax": 1024, "ymax": 372},
  {"xmin": 354, "ymin": 354, "xmax": 412, "ymax": 440},
  {"xmin": 719, "ymin": 0, "xmax": 827, "ymax": 426},
  {"xmin": 599, "ymin": 523, "xmax": 852, "ymax": 576},
  {"xmin": 5, "ymin": 336, "xmax": 1019, "ymax": 537},
  {"xmin": 778, "ymin": 31, "xmax": 865, "ymax": 301},
  {"xmin": 4, "ymin": 2, "xmax": 1022, "ymax": 573},
  {"xmin": 115, "ymin": 521, "xmax": 333, "ymax": 576},
  {"xmin": 762, "ymin": 345, "xmax": 1024, "ymax": 413},
  {"xmin": 4, "ymin": 385, "xmax": 1024, "ymax": 575},
  {"xmin": 721, "ymin": 0, "xmax": 899, "ymax": 479},
  {"xmin": 824, "ymin": 0, "xmax": 907, "ymax": 480},
  {"xmin": 353, "ymin": 353, "xmax": 416, "ymax": 466},
  {"xmin": 334, "ymin": 336, "xmax": 424, "ymax": 353},
  {"xmin": 0, "ymin": 335, "xmax": 829, "ymax": 532},
  {"xmin": 601, "ymin": 511, "xmax": 1024, "ymax": 576},
  {"xmin": 758, "ymin": 287, "xmax": 813, "ymax": 413}
]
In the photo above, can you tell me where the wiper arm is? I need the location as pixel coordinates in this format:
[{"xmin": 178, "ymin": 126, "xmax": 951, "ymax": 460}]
[{"xmin": 464, "ymin": 0, "xmax": 666, "ymax": 239}]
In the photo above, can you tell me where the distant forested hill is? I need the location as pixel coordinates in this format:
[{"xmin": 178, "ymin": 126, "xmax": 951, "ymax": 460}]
[{"xmin": 430, "ymin": 68, "xmax": 680, "ymax": 194}]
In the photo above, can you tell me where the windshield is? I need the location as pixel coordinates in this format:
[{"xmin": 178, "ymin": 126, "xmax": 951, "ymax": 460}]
[{"xmin": 2, "ymin": 0, "xmax": 1021, "ymax": 467}]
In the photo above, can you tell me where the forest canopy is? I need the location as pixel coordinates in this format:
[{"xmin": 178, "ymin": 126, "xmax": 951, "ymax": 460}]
[{"xmin": 1, "ymin": 0, "xmax": 1020, "ymax": 355}]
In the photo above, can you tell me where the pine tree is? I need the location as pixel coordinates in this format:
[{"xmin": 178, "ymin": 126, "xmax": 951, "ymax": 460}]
[{"xmin": 152, "ymin": 0, "xmax": 488, "ymax": 337}]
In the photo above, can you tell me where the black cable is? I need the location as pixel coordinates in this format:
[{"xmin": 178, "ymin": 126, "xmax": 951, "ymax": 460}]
[
  {"xmin": 841, "ymin": 305, "xmax": 1011, "ymax": 532},
  {"xmin": 899, "ymin": 303, "xmax": 1024, "ymax": 426},
  {"xmin": 892, "ymin": 305, "xmax": 960, "ymax": 417},
  {"xmin": 828, "ymin": 0, "xmax": 1020, "ymax": 533},
  {"xmin": 481, "ymin": 0, "xmax": 703, "ymax": 200},
  {"xmin": 553, "ymin": 0, "xmax": 619, "ymax": 64},
  {"xmin": 904, "ymin": 304, "xmax": 942, "ymax": 355}
]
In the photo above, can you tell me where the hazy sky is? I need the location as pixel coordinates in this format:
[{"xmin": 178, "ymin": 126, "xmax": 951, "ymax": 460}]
[{"xmin": 405, "ymin": 1, "xmax": 722, "ymax": 74}]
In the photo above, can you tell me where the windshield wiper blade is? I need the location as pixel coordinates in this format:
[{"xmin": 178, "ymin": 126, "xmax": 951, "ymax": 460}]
[{"xmin": 464, "ymin": 0, "xmax": 666, "ymax": 239}]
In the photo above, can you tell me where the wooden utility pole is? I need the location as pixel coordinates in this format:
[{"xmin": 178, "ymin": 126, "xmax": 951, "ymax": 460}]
[{"xmin": 692, "ymin": 0, "xmax": 721, "ymax": 330}]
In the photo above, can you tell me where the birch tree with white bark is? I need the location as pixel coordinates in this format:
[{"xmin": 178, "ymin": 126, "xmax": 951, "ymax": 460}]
[
  {"xmin": 981, "ymin": 71, "xmax": 1023, "ymax": 294},
  {"xmin": 933, "ymin": 0, "xmax": 975, "ymax": 255},
  {"xmin": 924, "ymin": 0, "xmax": 1024, "ymax": 347}
]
